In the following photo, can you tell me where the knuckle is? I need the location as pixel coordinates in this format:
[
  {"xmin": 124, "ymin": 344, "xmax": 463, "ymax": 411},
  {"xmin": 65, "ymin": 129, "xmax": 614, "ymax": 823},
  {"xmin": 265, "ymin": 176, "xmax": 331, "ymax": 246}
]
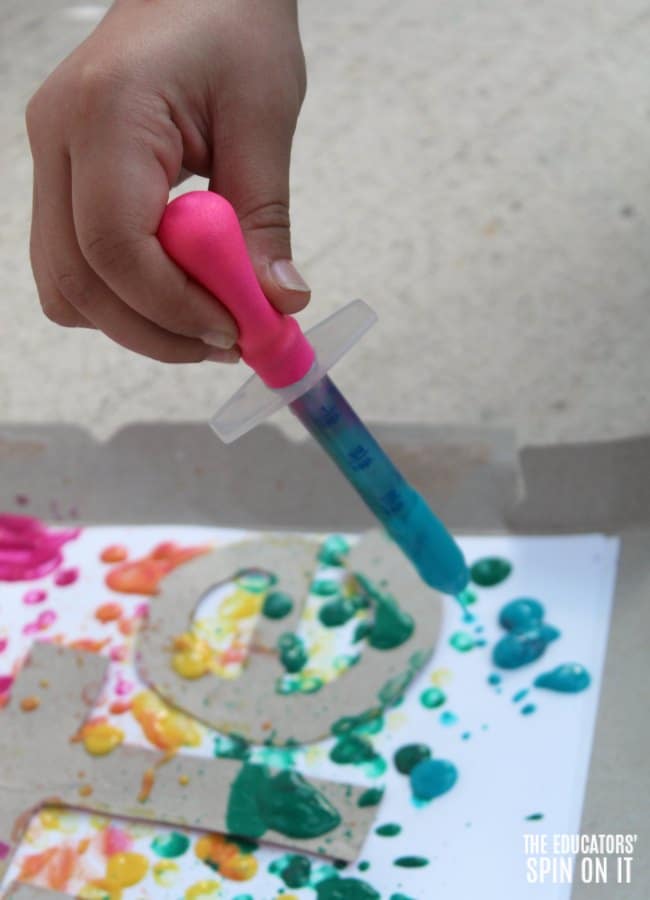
[
  {"xmin": 79, "ymin": 229, "xmax": 139, "ymax": 278},
  {"xmin": 238, "ymin": 201, "xmax": 291, "ymax": 235},
  {"xmin": 76, "ymin": 61, "xmax": 125, "ymax": 114},
  {"xmin": 40, "ymin": 295, "xmax": 80, "ymax": 328},
  {"xmin": 52, "ymin": 268, "xmax": 92, "ymax": 311}
]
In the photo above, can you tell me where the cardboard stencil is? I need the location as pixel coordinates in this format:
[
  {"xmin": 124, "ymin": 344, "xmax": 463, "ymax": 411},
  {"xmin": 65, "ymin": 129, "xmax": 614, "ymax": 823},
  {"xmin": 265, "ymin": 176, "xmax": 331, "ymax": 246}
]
[
  {"xmin": 138, "ymin": 531, "xmax": 440, "ymax": 743},
  {"xmin": 0, "ymin": 642, "xmax": 377, "ymax": 884}
]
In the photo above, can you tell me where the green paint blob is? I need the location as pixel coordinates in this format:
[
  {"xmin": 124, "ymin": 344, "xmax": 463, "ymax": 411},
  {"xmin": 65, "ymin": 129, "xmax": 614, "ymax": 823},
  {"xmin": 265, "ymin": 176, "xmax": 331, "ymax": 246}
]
[
  {"xmin": 378, "ymin": 669, "xmax": 414, "ymax": 706},
  {"xmin": 315, "ymin": 876, "xmax": 380, "ymax": 900},
  {"xmin": 353, "ymin": 621, "xmax": 372, "ymax": 643},
  {"xmin": 494, "ymin": 599, "xmax": 559, "ymax": 669},
  {"xmin": 269, "ymin": 853, "xmax": 312, "ymax": 888},
  {"xmin": 311, "ymin": 577, "xmax": 341, "ymax": 596},
  {"xmin": 213, "ymin": 733, "xmax": 249, "ymax": 761},
  {"xmin": 232, "ymin": 896, "xmax": 254, "ymax": 900},
  {"xmin": 470, "ymin": 557, "xmax": 512, "ymax": 587},
  {"xmin": 409, "ymin": 758, "xmax": 458, "ymax": 800},
  {"xmin": 526, "ymin": 812, "xmax": 544, "ymax": 821},
  {"xmin": 358, "ymin": 861, "xmax": 370, "ymax": 871},
  {"xmin": 318, "ymin": 534, "xmax": 351, "ymax": 566},
  {"xmin": 534, "ymin": 663, "xmax": 591, "ymax": 693},
  {"xmin": 277, "ymin": 632, "xmax": 308, "ymax": 673},
  {"xmin": 330, "ymin": 734, "xmax": 377, "ymax": 765},
  {"xmin": 354, "ymin": 574, "xmax": 414, "ymax": 650},
  {"xmin": 375, "ymin": 823, "xmax": 401, "ymax": 837},
  {"xmin": 226, "ymin": 763, "xmax": 341, "ymax": 840},
  {"xmin": 449, "ymin": 631, "xmax": 475, "ymax": 652},
  {"xmin": 420, "ymin": 686, "xmax": 446, "ymax": 709},
  {"xmin": 357, "ymin": 787, "xmax": 384, "ymax": 807},
  {"xmin": 262, "ymin": 590, "xmax": 294, "ymax": 620},
  {"xmin": 393, "ymin": 743, "xmax": 431, "ymax": 775},
  {"xmin": 235, "ymin": 570, "xmax": 278, "ymax": 593},
  {"xmin": 319, "ymin": 597, "xmax": 357, "ymax": 628},
  {"xmin": 393, "ymin": 856, "xmax": 429, "ymax": 868},
  {"xmin": 150, "ymin": 831, "xmax": 190, "ymax": 858},
  {"xmin": 390, "ymin": 895, "xmax": 416, "ymax": 900},
  {"xmin": 332, "ymin": 709, "xmax": 383, "ymax": 736}
]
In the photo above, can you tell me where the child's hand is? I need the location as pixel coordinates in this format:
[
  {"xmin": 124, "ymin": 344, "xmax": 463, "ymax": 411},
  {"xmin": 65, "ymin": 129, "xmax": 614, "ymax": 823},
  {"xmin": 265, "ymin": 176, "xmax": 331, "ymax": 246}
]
[{"xmin": 26, "ymin": 0, "xmax": 309, "ymax": 364}]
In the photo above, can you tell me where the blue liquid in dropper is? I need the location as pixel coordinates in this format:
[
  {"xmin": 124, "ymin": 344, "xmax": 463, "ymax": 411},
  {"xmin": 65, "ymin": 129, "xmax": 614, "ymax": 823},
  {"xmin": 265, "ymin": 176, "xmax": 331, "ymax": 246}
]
[{"xmin": 290, "ymin": 375, "xmax": 469, "ymax": 594}]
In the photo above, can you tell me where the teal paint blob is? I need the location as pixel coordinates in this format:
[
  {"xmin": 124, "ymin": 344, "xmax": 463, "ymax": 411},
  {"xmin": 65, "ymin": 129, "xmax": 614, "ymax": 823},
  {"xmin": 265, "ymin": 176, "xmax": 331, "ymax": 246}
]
[
  {"xmin": 534, "ymin": 663, "xmax": 591, "ymax": 693},
  {"xmin": 315, "ymin": 876, "xmax": 380, "ymax": 900},
  {"xmin": 394, "ymin": 856, "xmax": 429, "ymax": 868},
  {"xmin": 268, "ymin": 853, "xmax": 312, "ymax": 888},
  {"xmin": 277, "ymin": 632, "xmax": 308, "ymax": 673},
  {"xmin": 357, "ymin": 787, "xmax": 384, "ymax": 807},
  {"xmin": 330, "ymin": 734, "xmax": 377, "ymax": 766},
  {"xmin": 493, "ymin": 598, "xmax": 560, "ymax": 669},
  {"xmin": 378, "ymin": 669, "xmax": 415, "ymax": 706},
  {"xmin": 262, "ymin": 590, "xmax": 294, "ymax": 620},
  {"xmin": 311, "ymin": 577, "xmax": 341, "ymax": 596},
  {"xmin": 235, "ymin": 570, "xmax": 278, "ymax": 592},
  {"xmin": 439, "ymin": 710, "xmax": 458, "ymax": 726},
  {"xmin": 390, "ymin": 895, "xmax": 416, "ymax": 900},
  {"xmin": 521, "ymin": 703, "xmax": 537, "ymax": 715},
  {"xmin": 470, "ymin": 557, "xmax": 512, "ymax": 587},
  {"xmin": 353, "ymin": 574, "xmax": 414, "ymax": 650},
  {"xmin": 232, "ymin": 896, "xmax": 254, "ymax": 900},
  {"xmin": 461, "ymin": 731, "xmax": 471, "ymax": 740},
  {"xmin": 375, "ymin": 823, "xmax": 402, "ymax": 837},
  {"xmin": 455, "ymin": 588, "xmax": 477, "ymax": 622},
  {"xmin": 526, "ymin": 812, "xmax": 544, "ymax": 821},
  {"xmin": 213, "ymin": 733, "xmax": 249, "ymax": 761},
  {"xmin": 512, "ymin": 688, "xmax": 529, "ymax": 703},
  {"xmin": 420, "ymin": 686, "xmax": 446, "ymax": 709},
  {"xmin": 318, "ymin": 534, "xmax": 351, "ymax": 567},
  {"xmin": 393, "ymin": 743, "xmax": 431, "ymax": 775},
  {"xmin": 150, "ymin": 832, "xmax": 190, "ymax": 858},
  {"xmin": 332, "ymin": 710, "xmax": 383, "ymax": 737},
  {"xmin": 226, "ymin": 764, "xmax": 341, "ymax": 839},
  {"xmin": 358, "ymin": 861, "xmax": 370, "ymax": 871},
  {"xmin": 319, "ymin": 597, "xmax": 357, "ymax": 627},
  {"xmin": 487, "ymin": 673, "xmax": 502, "ymax": 686},
  {"xmin": 449, "ymin": 631, "xmax": 475, "ymax": 652},
  {"xmin": 409, "ymin": 758, "xmax": 458, "ymax": 800}
]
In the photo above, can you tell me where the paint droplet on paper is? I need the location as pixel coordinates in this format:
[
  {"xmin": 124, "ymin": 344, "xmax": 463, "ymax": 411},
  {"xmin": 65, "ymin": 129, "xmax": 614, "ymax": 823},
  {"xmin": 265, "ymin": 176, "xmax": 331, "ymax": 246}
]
[
  {"xmin": 470, "ymin": 557, "xmax": 512, "ymax": 587},
  {"xmin": 521, "ymin": 703, "xmax": 537, "ymax": 715},
  {"xmin": 263, "ymin": 590, "xmax": 294, "ymax": 619},
  {"xmin": 409, "ymin": 758, "xmax": 458, "ymax": 800},
  {"xmin": 357, "ymin": 787, "xmax": 384, "ymax": 807},
  {"xmin": 0, "ymin": 514, "xmax": 80, "ymax": 581},
  {"xmin": 151, "ymin": 832, "xmax": 190, "ymax": 858},
  {"xmin": 375, "ymin": 823, "xmax": 401, "ymax": 837},
  {"xmin": 317, "ymin": 534, "xmax": 350, "ymax": 566},
  {"xmin": 172, "ymin": 632, "xmax": 214, "ymax": 679},
  {"xmin": 315, "ymin": 876, "xmax": 380, "ymax": 900},
  {"xmin": 393, "ymin": 856, "xmax": 429, "ymax": 868},
  {"xmin": 195, "ymin": 833, "xmax": 258, "ymax": 881},
  {"xmin": 493, "ymin": 599, "xmax": 559, "ymax": 669},
  {"xmin": 420, "ymin": 686, "xmax": 446, "ymax": 708},
  {"xmin": 78, "ymin": 783, "xmax": 93, "ymax": 797},
  {"xmin": 54, "ymin": 567, "xmax": 79, "ymax": 586},
  {"xmin": 185, "ymin": 879, "xmax": 222, "ymax": 899},
  {"xmin": 153, "ymin": 859, "xmax": 180, "ymax": 887},
  {"xmin": 393, "ymin": 743, "xmax": 431, "ymax": 775},
  {"xmin": 534, "ymin": 663, "xmax": 591, "ymax": 693},
  {"xmin": 178, "ymin": 773, "xmax": 190, "ymax": 786},
  {"xmin": 132, "ymin": 690, "xmax": 202, "ymax": 751},
  {"xmin": 95, "ymin": 601, "xmax": 123, "ymax": 623},
  {"xmin": 450, "ymin": 631, "xmax": 475, "ymax": 652},
  {"xmin": 23, "ymin": 589, "xmax": 47, "ymax": 605},
  {"xmin": 106, "ymin": 541, "xmax": 209, "ymax": 595},
  {"xmin": 353, "ymin": 574, "xmax": 414, "ymax": 649},
  {"xmin": 487, "ymin": 673, "xmax": 501, "ymax": 686},
  {"xmin": 439, "ymin": 710, "xmax": 458, "ymax": 726},
  {"xmin": 526, "ymin": 812, "xmax": 544, "ymax": 821},
  {"xmin": 20, "ymin": 695, "xmax": 40, "ymax": 712},
  {"xmin": 100, "ymin": 544, "xmax": 128, "ymax": 563},
  {"xmin": 105, "ymin": 852, "xmax": 149, "ymax": 887},
  {"xmin": 319, "ymin": 596, "xmax": 357, "ymax": 627},
  {"xmin": 277, "ymin": 632, "xmax": 308, "ymax": 673},
  {"xmin": 79, "ymin": 719, "xmax": 125, "ymax": 755},
  {"xmin": 269, "ymin": 853, "xmax": 311, "ymax": 888}
]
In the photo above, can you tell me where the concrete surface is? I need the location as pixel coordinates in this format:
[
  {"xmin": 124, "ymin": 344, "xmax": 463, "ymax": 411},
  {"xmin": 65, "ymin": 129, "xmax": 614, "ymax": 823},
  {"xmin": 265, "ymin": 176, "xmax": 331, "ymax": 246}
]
[{"xmin": 1, "ymin": 0, "xmax": 649, "ymax": 444}]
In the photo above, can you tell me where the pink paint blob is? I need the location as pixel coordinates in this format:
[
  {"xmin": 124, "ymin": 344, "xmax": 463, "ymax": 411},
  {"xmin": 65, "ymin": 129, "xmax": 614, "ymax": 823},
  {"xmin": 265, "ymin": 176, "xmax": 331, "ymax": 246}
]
[
  {"xmin": 54, "ymin": 567, "xmax": 79, "ymax": 587},
  {"xmin": 23, "ymin": 609, "xmax": 58, "ymax": 635},
  {"xmin": 0, "ymin": 676, "xmax": 13, "ymax": 694},
  {"xmin": 104, "ymin": 827, "xmax": 132, "ymax": 856},
  {"xmin": 0, "ymin": 840, "xmax": 10, "ymax": 860},
  {"xmin": 0, "ymin": 638, "xmax": 7, "ymax": 654},
  {"xmin": 109, "ymin": 645, "xmax": 127, "ymax": 663},
  {"xmin": 23, "ymin": 589, "xmax": 47, "ymax": 606},
  {"xmin": 0, "ymin": 514, "xmax": 80, "ymax": 582},
  {"xmin": 115, "ymin": 677, "xmax": 133, "ymax": 697}
]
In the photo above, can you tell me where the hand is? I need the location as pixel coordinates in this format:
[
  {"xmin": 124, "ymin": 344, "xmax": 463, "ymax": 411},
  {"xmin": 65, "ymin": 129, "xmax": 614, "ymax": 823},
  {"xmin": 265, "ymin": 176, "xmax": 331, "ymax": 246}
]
[{"xmin": 26, "ymin": 0, "xmax": 309, "ymax": 364}]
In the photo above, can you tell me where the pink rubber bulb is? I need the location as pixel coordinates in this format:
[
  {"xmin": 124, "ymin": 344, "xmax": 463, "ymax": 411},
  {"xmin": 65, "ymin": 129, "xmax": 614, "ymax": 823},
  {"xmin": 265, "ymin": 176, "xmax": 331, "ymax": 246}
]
[{"xmin": 158, "ymin": 191, "xmax": 315, "ymax": 388}]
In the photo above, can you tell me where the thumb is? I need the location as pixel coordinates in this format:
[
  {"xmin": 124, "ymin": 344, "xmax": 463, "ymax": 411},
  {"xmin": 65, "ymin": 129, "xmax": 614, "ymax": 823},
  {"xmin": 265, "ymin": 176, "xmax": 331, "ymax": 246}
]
[{"xmin": 210, "ymin": 118, "xmax": 310, "ymax": 315}]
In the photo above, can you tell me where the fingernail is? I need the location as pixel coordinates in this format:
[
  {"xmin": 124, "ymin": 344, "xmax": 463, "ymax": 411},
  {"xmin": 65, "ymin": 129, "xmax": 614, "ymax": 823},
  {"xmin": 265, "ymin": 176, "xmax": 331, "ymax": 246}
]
[
  {"xmin": 270, "ymin": 259, "xmax": 311, "ymax": 293},
  {"xmin": 205, "ymin": 347, "xmax": 241, "ymax": 364},
  {"xmin": 203, "ymin": 331, "xmax": 238, "ymax": 349}
]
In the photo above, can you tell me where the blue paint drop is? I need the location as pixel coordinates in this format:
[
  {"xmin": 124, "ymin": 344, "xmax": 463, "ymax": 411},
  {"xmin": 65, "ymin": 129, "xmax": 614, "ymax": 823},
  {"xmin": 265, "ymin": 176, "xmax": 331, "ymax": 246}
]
[
  {"xmin": 461, "ymin": 731, "xmax": 471, "ymax": 741},
  {"xmin": 409, "ymin": 758, "xmax": 458, "ymax": 800},
  {"xmin": 512, "ymin": 688, "xmax": 529, "ymax": 703},
  {"xmin": 521, "ymin": 703, "xmax": 536, "ymax": 715},
  {"xmin": 487, "ymin": 673, "xmax": 502, "ymax": 686},
  {"xmin": 493, "ymin": 599, "xmax": 559, "ymax": 669},
  {"xmin": 534, "ymin": 663, "xmax": 591, "ymax": 693},
  {"xmin": 439, "ymin": 710, "xmax": 458, "ymax": 726}
]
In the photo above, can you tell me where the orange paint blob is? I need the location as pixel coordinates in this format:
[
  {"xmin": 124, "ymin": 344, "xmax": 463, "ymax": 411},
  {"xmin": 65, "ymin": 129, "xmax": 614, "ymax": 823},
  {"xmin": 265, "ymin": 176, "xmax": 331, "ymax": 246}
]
[
  {"xmin": 105, "ymin": 542, "xmax": 210, "ymax": 596},
  {"xmin": 68, "ymin": 638, "xmax": 110, "ymax": 654},
  {"xmin": 138, "ymin": 767, "xmax": 156, "ymax": 802},
  {"xmin": 105, "ymin": 852, "xmax": 149, "ymax": 887},
  {"xmin": 78, "ymin": 718, "xmax": 125, "ymax": 756},
  {"xmin": 78, "ymin": 783, "xmax": 93, "ymax": 797},
  {"xmin": 178, "ymin": 773, "xmax": 190, "ymax": 786},
  {"xmin": 109, "ymin": 699, "xmax": 132, "ymax": 715},
  {"xmin": 100, "ymin": 544, "xmax": 129, "ymax": 563},
  {"xmin": 95, "ymin": 602, "xmax": 123, "ymax": 623},
  {"xmin": 195, "ymin": 833, "xmax": 258, "ymax": 882},
  {"xmin": 131, "ymin": 691, "xmax": 202, "ymax": 751},
  {"xmin": 20, "ymin": 695, "xmax": 40, "ymax": 712}
]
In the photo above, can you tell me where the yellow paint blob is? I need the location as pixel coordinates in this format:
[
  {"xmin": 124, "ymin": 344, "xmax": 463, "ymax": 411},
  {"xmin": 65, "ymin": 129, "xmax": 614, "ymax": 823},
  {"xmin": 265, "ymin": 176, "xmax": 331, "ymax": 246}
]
[
  {"xmin": 81, "ymin": 720, "xmax": 125, "ymax": 756},
  {"xmin": 430, "ymin": 667, "xmax": 453, "ymax": 686},
  {"xmin": 153, "ymin": 859, "xmax": 180, "ymax": 888},
  {"xmin": 219, "ymin": 852, "xmax": 259, "ymax": 881},
  {"xmin": 131, "ymin": 691, "xmax": 203, "ymax": 751},
  {"xmin": 171, "ymin": 632, "xmax": 214, "ymax": 679},
  {"xmin": 178, "ymin": 773, "xmax": 190, "ymax": 786},
  {"xmin": 185, "ymin": 879, "xmax": 221, "ymax": 900},
  {"xmin": 39, "ymin": 808, "xmax": 61, "ymax": 829},
  {"xmin": 78, "ymin": 885, "xmax": 116, "ymax": 900},
  {"xmin": 105, "ymin": 852, "xmax": 149, "ymax": 888},
  {"xmin": 219, "ymin": 588, "xmax": 263, "ymax": 620}
]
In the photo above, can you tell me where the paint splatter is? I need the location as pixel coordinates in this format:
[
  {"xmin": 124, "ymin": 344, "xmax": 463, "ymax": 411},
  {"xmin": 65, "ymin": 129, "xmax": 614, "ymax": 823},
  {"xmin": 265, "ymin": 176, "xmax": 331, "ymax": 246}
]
[
  {"xmin": 226, "ymin": 764, "xmax": 341, "ymax": 840},
  {"xmin": 526, "ymin": 812, "xmax": 544, "ymax": 821},
  {"xmin": 23, "ymin": 589, "xmax": 47, "ymax": 605},
  {"xmin": 195, "ymin": 833, "xmax": 258, "ymax": 881},
  {"xmin": 277, "ymin": 632, "xmax": 308, "ymax": 673},
  {"xmin": 20, "ymin": 695, "xmax": 40, "ymax": 712},
  {"xmin": 131, "ymin": 690, "xmax": 202, "ymax": 751},
  {"xmin": 409, "ymin": 758, "xmax": 458, "ymax": 801},
  {"xmin": 0, "ymin": 514, "xmax": 80, "ymax": 581},
  {"xmin": 439, "ymin": 710, "xmax": 459, "ymax": 726},
  {"xmin": 315, "ymin": 876, "xmax": 380, "ymax": 900},
  {"xmin": 171, "ymin": 632, "xmax": 214, "ymax": 679},
  {"xmin": 470, "ymin": 557, "xmax": 512, "ymax": 587},
  {"xmin": 375, "ymin": 823, "xmax": 402, "ymax": 837},
  {"xmin": 393, "ymin": 856, "xmax": 429, "ymax": 868},
  {"xmin": 185, "ymin": 879, "xmax": 221, "ymax": 899},
  {"xmin": 449, "ymin": 631, "xmax": 476, "ymax": 652},
  {"xmin": 77, "ymin": 719, "xmax": 125, "ymax": 755},
  {"xmin": 319, "ymin": 596, "xmax": 358, "ymax": 627},
  {"xmin": 54, "ymin": 567, "xmax": 79, "ymax": 586},
  {"xmin": 357, "ymin": 787, "xmax": 384, "ymax": 807},
  {"xmin": 262, "ymin": 590, "xmax": 294, "ymax": 620},
  {"xmin": 393, "ymin": 744, "xmax": 431, "ymax": 775},
  {"xmin": 317, "ymin": 534, "xmax": 351, "ymax": 567},
  {"xmin": 94, "ymin": 601, "xmax": 123, "ymax": 623},
  {"xmin": 420, "ymin": 686, "xmax": 446, "ymax": 708},
  {"xmin": 269, "ymin": 853, "xmax": 312, "ymax": 888},
  {"xmin": 105, "ymin": 541, "xmax": 210, "ymax": 595},
  {"xmin": 353, "ymin": 574, "xmax": 414, "ymax": 650},
  {"xmin": 100, "ymin": 544, "xmax": 128, "ymax": 563},
  {"xmin": 151, "ymin": 832, "xmax": 190, "ymax": 858},
  {"xmin": 521, "ymin": 703, "xmax": 537, "ymax": 715},
  {"xmin": 493, "ymin": 599, "xmax": 559, "ymax": 669},
  {"xmin": 534, "ymin": 663, "xmax": 591, "ymax": 693}
]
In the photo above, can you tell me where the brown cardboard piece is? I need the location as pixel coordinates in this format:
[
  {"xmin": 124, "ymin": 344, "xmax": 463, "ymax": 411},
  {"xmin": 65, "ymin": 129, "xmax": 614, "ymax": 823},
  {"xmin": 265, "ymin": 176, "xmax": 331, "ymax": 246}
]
[
  {"xmin": 0, "ymin": 642, "xmax": 378, "ymax": 891},
  {"xmin": 138, "ymin": 531, "xmax": 440, "ymax": 743}
]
